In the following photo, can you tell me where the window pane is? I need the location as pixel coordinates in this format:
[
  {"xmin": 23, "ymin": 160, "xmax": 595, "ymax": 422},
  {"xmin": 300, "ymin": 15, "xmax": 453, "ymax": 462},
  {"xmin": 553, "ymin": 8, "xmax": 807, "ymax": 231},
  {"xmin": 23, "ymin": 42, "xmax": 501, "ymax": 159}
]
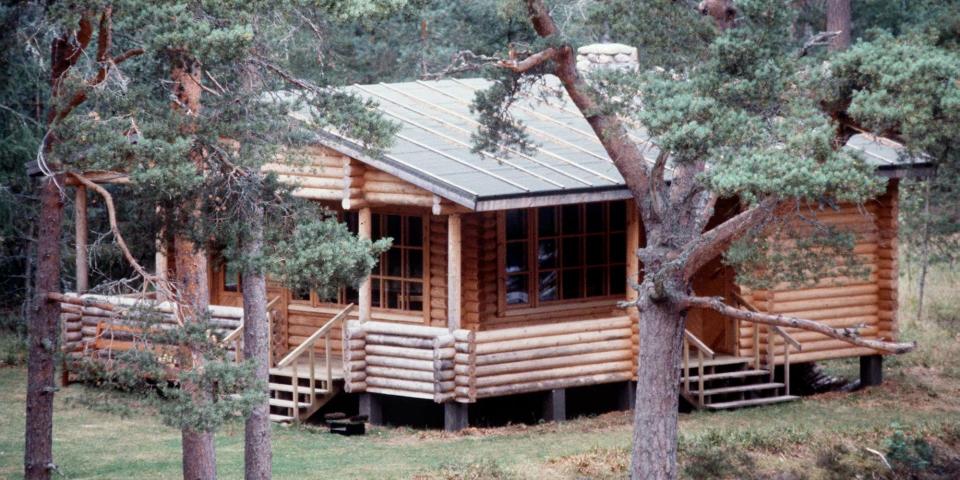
[
  {"xmin": 223, "ymin": 263, "xmax": 239, "ymax": 292},
  {"xmin": 506, "ymin": 274, "xmax": 529, "ymax": 305},
  {"xmin": 585, "ymin": 234, "xmax": 606, "ymax": 266},
  {"xmin": 371, "ymin": 281, "xmax": 381, "ymax": 307},
  {"xmin": 344, "ymin": 211, "xmax": 359, "ymax": 234},
  {"xmin": 372, "ymin": 214, "xmax": 382, "ymax": 239},
  {"xmin": 562, "ymin": 269, "xmax": 583, "ymax": 299},
  {"xmin": 538, "ymin": 271, "xmax": 558, "ymax": 301},
  {"xmin": 506, "ymin": 242, "xmax": 528, "ymax": 273},
  {"xmin": 538, "ymin": 239, "xmax": 557, "ymax": 269},
  {"xmin": 561, "ymin": 204, "xmax": 581, "ymax": 234},
  {"xmin": 406, "ymin": 216, "xmax": 423, "ymax": 246},
  {"xmin": 506, "ymin": 210, "xmax": 528, "ymax": 240},
  {"xmin": 610, "ymin": 233, "xmax": 627, "ymax": 263},
  {"xmin": 407, "ymin": 281, "xmax": 423, "ymax": 311},
  {"xmin": 562, "ymin": 237, "xmax": 582, "ymax": 267},
  {"xmin": 610, "ymin": 265, "xmax": 627, "ymax": 295},
  {"xmin": 385, "ymin": 279, "xmax": 402, "ymax": 309},
  {"xmin": 538, "ymin": 207, "xmax": 558, "ymax": 236},
  {"xmin": 609, "ymin": 201, "xmax": 626, "ymax": 231},
  {"xmin": 345, "ymin": 287, "xmax": 359, "ymax": 305},
  {"xmin": 291, "ymin": 286, "xmax": 310, "ymax": 302},
  {"xmin": 585, "ymin": 203, "xmax": 605, "ymax": 233},
  {"xmin": 386, "ymin": 214, "xmax": 402, "ymax": 243},
  {"xmin": 386, "ymin": 247, "xmax": 403, "ymax": 277},
  {"xmin": 406, "ymin": 249, "xmax": 423, "ymax": 278},
  {"xmin": 586, "ymin": 267, "xmax": 606, "ymax": 297}
]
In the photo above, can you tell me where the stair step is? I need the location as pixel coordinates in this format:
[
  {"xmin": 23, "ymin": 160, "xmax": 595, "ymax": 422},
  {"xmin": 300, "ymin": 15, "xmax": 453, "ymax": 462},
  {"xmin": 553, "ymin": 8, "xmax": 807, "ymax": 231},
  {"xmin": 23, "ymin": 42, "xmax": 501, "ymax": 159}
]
[
  {"xmin": 684, "ymin": 356, "xmax": 752, "ymax": 369},
  {"xmin": 268, "ymin": 382, "xmax": 330, "ymax": 394},
  {"xmin": 269, "ymin": 414, "xmax": 294, "ymax": 423},
  {"xmin": 269, "ymin": 398, "xmax": 311, "ymax": 409},
  {"xmin": 685, "ymin": 369, "xmax": 769, "ymax": 383},
  {"xmin": 690, "ymin": 382, "xmax": 784, "ymax": 396},
  {"xmin": 706, "ymin": 395, "xmax": 799, "ymax": 410}
]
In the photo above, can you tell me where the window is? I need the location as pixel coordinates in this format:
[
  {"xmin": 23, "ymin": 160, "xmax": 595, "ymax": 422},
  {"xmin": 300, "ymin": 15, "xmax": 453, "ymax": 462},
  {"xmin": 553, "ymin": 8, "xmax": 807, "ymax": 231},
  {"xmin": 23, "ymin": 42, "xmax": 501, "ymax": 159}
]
[
  {"xmin": 306, "ymin": 211, "xmax": 426, "ymax": 312},
  {"xmin": 504, "ymin": 201, "xmax": 627, "ymax": 308},
  {"xmin": 223, "ymin": 262, "xmax": 240, "ymax": 292},
  {"xmin": 369, "ymin": 213, "xmax": 425, "ymax": 311}
]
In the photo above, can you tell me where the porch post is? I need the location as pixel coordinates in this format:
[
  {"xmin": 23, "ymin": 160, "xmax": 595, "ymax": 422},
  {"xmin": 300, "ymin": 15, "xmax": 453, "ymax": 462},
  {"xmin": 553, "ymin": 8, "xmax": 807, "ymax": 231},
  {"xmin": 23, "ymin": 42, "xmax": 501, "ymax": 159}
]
[
  {"xmin": 626, "ymin": 202, "xmax": 640, "ymax": 386},
  {"xmin": 358, "ymin": 207, "xmax": 372, "ymax": 321},
  {"xmin": 75, "ymin": 185, "xmax": 88, "ymax": 293},
  {"xmin": 447, "ymin": 214, "xmax": 461, "ymax": 330}
]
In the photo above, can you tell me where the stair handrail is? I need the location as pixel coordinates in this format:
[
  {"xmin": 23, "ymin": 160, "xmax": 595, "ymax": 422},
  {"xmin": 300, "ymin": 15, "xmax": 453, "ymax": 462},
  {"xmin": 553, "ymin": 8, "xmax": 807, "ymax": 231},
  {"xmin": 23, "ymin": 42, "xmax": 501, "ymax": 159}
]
[
  {"xmin": 222, "ymin": 296, "xmax": 281, "ymax": 363},
  {"xmin": 682, "ymin": 329, "xmax": 716, "ymax": 408},
  {"xmin": 275, "ymin": 303, "xmax": 354, "ymax": 422},
  {"xmin": 767, "ymin": 324, "xmax": 802, "ymax": 396}
]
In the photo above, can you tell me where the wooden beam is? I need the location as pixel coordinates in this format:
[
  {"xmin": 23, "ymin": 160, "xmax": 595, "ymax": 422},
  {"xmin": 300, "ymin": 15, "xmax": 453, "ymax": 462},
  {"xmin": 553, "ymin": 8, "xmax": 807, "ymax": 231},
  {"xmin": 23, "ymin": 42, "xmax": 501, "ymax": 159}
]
[
  {"xmin": 358, "ymin": 207, "xmax": 372, "ymax": 321},
  {"xmin": 75, "ymin": 185, "xmax": 88, "ymax": 293},
  {"xmin": 626, "ymin": 202, "xmax": 640, "ymax": 303},
  {"xmin": 447, "ymin": 214, "xmax": 462, "ymax": 330}
]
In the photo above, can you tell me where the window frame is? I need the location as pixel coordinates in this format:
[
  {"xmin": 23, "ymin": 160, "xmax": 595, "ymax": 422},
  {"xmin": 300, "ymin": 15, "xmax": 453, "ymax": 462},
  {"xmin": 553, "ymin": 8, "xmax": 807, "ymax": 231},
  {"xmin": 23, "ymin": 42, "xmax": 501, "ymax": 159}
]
[{"xmin": 498, "ymin": 201, "xmax": 628, "ymax": 313}]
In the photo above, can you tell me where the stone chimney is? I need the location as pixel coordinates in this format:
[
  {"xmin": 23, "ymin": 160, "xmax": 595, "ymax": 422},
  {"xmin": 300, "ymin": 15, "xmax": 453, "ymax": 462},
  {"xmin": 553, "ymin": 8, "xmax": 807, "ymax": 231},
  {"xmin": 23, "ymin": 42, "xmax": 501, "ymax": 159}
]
[{"xmin": 576, "ymin": 43, "xmax": 639, "ymax": 73}]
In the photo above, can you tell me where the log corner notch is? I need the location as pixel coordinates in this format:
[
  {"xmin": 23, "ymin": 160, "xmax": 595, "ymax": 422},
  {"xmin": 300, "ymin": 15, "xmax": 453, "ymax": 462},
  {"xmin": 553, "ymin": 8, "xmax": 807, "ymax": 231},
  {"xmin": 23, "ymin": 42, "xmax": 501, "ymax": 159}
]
[{"xmin": 680, "ymin": 295, "xmax": 916, "ymax": 354}]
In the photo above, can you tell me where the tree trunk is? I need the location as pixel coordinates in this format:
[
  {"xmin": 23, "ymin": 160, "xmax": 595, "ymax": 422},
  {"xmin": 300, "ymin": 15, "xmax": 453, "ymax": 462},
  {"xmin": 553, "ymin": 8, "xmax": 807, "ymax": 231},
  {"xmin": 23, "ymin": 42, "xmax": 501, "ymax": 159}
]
[
  {"xmin": 175, "ymin": 235, "xmax": 217, "ymax": 480},
  {"xmin": 826, "ymin": 0, "xmax": 852, "ymax": 51},
  {"xmin": 241, "ymin": 204, "xmax": 271, "ymax": 480},
  {"xmin": 170, "ymin": 50, "xmax": 217, "ymax": 480},
  {"xmin": 631, "ymin": 293, "xmax": 686, "ymax": 480},
  {"xmin": 24, "ymin": 175, "xmax": 64, "ymax": 480}
]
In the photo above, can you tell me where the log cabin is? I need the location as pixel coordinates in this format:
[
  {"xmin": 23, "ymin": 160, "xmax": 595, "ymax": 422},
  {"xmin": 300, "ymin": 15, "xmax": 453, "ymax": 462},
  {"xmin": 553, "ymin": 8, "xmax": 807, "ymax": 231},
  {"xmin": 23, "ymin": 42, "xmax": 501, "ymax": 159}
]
[{"xmin": 59, "ymin": 45, "xmax": 930, "ymax": 431}]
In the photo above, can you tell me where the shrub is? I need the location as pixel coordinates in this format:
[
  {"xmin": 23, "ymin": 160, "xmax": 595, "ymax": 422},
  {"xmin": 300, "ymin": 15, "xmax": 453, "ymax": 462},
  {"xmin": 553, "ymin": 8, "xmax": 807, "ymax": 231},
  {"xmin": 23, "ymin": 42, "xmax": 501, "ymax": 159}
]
[{"xmin": 885, "ymin": 425, "xmax": 934, "ymax": 473}]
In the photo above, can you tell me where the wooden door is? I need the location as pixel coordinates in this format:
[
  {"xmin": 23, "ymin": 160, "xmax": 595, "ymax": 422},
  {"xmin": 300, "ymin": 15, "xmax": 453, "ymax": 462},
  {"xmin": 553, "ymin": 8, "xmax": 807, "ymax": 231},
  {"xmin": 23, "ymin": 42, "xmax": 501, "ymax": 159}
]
[{"xmin": 686, "ymin": 256, "xmax": 737, "ymax": 355}]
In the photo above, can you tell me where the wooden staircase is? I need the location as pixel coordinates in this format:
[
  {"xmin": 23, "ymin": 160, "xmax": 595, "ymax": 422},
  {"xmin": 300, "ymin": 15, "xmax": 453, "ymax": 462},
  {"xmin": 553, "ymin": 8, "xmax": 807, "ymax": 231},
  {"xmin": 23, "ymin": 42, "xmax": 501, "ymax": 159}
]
[
  {"xmin": 681, "ymin": 329, "xmax": 800, "ymax": 411},
  {"xmin": 267, "ymin": 358, "xmax": 344, "ymax": 423},
  {"xmin": 224, "ymin": 302, "xmax": 355, "ymax": 424}
]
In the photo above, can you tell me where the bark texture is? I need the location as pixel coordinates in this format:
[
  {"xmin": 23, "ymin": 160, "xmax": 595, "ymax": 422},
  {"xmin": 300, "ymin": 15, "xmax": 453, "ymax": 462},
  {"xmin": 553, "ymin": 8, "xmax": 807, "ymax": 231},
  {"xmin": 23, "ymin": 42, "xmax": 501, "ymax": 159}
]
[
  {"xmin": 24, "ymin": 175, "xmax": 64, "ymax": 480},
  {"xmin": 242, "ymin": 204, "xmax": 271, "ymax": 480},
  {"xmin": 826, "ymin": 0, "xmax": 852, "ymax": 51},
  {"xmin": 631, "ymin": 297, "xmax": 685, "ymax": 480},
  {"xmin": 171, "ymin": 50, "xmax": 217, "ymax": 480}
]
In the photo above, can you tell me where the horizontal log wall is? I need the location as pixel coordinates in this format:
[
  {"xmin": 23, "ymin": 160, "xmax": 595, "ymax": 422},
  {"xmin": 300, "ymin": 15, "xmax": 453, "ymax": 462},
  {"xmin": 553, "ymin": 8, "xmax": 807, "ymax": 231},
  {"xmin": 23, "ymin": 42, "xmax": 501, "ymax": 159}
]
[
  {"xmin": 60, "ymin": 294, "xmax": 243, "ymax": 361},
  {"xmin": 737, "ymin": 180, "xmax": 899, "ymax": 364},
  {"xmin": 471, "ymin": 316, "xmax": 633, "ymax": 398},
  {"xmin": 343, "ymin": 320, "xmax": 471, "ymax": 402}
]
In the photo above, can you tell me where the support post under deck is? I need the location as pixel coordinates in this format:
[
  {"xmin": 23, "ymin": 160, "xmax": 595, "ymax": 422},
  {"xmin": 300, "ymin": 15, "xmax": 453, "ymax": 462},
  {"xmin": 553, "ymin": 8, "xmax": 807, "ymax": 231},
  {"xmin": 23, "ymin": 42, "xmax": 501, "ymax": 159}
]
[
  {"xmin": 617, "ymin": 381, "xmax": 636, "ymax": 411},
  {"xmin": 860, "ymin": 355, "xmax": 883, "ymax": 387},
  {"xmin": 359, "ymin": 393, "xmax": 383, "ymax": 426},
  {"xmin": 444, "ymin": 402, "xmax": 468, "ymax": 432},
  {"xmin": 543, "ymin": 388, "xmax": 567, "ymax": 422}
]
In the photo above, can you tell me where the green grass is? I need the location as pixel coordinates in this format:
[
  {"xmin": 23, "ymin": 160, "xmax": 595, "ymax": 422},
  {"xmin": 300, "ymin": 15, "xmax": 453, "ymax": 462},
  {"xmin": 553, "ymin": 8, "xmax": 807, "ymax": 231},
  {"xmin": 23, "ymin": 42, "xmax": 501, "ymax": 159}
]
[{"xmin": 0, "ymin": 268, "xmax": 958, "ymax": 478}]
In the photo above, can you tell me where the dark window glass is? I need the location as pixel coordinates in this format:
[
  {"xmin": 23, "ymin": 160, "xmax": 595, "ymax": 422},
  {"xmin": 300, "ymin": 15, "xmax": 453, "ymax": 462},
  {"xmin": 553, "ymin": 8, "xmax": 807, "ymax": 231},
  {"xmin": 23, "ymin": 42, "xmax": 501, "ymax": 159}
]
[
  {"xmin": 539, "ymin": 271, "xmax": 558, "ymax": 301},
  {"xmin": 406, "ymin": 249, "xmax": 423, "ymax": 278},
  {"xmin": 538, "ymin": 207, "xmax": 558, "ymax": 236},
  {"xmin": 610, "ymin": 233, "xmax": 627, "ymax": 264},
  {"xmin": 291, "ymin": 286, "xmax": 310, "ymax": 302},
  {"xmin": 505, "ymin": 210, "xmax": 528, "ymax": 240},
  {"xmin": 609, "ymin": 201, "xmax": 626, "ymax": 231},
  {"xmin": 385, "ymin": 280, "xmax": 402, "ymax": 309},
  {"xmin": 406, "ymin": 216, "xmax": 423, "ymax": 246},
  {"xmin": 585, "ymin": 235, "xmax": 606, "ymax": 266},
  {"xmin": 345, "ymin": 287, "xmax": 359, "ymax": 305},
  {"xmin": 386, "ymin": 248, "xmax": 403, "ymax": 277},
  {"xmin": 562, "ymin": 269, "xmax": 583, "ymax": 299},
  {"xmin": 371, "ymin": 282, "xmax": 381, "ymax": 307},
  {"xmin": 386, "ymin": 215, "xmax": 402, "ymax": 242},
  {"xmin": 538, "ymin": 239, "xmax": 558, "ymax": 269},
  {"xmin": 506, "ymin": 242, "xmax": 528, "ymax": 273},
  {"xmin": 586, "ymin": 203, "xmax": 605, "ymax": 233},
  {"xmin": 610, "ymin": 265, "xmax": 627, "ymax": 295},
  {"xmin": 586, "ymin": 267, "xmax": 606, "ymax": 297},
  {"xmin": 562, "ymin": 237, "xmax": 582, "ymax": 267},
  {"xmin": 408, "ymin": 282, "xmax": 423, "ymax": 311},
  {"xmin": 561, "ymin": 204, "xmax": 581, "ymax": 234},
  {"xmin": 506, "ymin": 274, "xmax": 529, "ymax": 305},
  {"xmin": 372, "ymin": 214, "xmax": 382, "ymax": 239}
]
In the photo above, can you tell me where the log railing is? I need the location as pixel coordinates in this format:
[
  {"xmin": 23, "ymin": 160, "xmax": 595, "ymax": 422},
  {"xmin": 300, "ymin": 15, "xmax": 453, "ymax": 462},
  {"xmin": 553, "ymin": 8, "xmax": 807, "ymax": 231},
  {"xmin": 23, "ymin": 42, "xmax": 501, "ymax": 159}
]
[
  {"xmin": 767, "ymin": 325, "xmax": 802, "ymax": 395},
  {"xmin": 222, "ymin": 296, "xmax": 281, "ymax": 364},
  {"xmin": 276, "ymin": 303, "xmax": 355, "ymax": 405},
  {"xmin": 682, "ymin": 329, "xmax": 716, "ymax": 407}
]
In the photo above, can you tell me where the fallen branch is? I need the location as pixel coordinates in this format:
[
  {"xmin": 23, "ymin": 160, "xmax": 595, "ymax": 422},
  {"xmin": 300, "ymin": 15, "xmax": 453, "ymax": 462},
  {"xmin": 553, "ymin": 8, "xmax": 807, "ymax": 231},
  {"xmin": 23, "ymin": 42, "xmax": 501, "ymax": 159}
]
[
  {"xmin": 800, "ymin": 30, "xmax": 842, "ymax": 57},
  {"xmin": 680, "ymin": 294, "xmax": 916, "ymax": 354}
]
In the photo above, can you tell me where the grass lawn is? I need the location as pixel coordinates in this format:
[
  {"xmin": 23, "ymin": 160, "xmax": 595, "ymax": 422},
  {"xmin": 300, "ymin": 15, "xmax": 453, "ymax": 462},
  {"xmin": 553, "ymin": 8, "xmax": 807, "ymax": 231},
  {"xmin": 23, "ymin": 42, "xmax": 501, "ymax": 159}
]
[{"xmin": 1, "ymin": 271, "xmax": 959, "ymax": 478}]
